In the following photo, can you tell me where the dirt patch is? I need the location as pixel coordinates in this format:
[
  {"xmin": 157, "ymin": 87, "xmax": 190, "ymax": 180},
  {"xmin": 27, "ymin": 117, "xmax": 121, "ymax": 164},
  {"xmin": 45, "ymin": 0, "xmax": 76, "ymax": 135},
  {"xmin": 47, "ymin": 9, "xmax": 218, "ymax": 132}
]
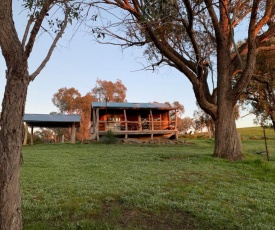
[{"xmin": 96, "ymin": 200, "xmax": 198, "ymax": 230}]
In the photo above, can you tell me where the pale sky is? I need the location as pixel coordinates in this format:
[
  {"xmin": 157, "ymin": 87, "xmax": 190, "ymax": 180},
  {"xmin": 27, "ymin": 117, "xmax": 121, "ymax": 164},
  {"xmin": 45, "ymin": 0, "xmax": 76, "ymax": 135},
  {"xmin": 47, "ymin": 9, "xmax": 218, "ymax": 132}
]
[{"xmin": 0, "ymin": 2, "xmax": 256, "ymax": 128}]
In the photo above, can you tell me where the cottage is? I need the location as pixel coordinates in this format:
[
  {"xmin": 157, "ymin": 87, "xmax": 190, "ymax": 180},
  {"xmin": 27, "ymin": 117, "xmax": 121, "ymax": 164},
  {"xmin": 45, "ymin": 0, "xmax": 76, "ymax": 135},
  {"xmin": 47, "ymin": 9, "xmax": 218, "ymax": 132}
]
[{"xmin": 90, "ymin": 102, "xmax": 178, "ymax": 140}]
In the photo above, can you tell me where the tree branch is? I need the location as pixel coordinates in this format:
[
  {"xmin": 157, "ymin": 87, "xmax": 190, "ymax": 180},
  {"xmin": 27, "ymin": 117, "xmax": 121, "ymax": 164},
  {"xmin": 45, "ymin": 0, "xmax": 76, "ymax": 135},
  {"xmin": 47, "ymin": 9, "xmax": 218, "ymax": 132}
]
[
  {"xmin": 29, "ymin": 7, "xmax": 70, "ymax": 81},
  {"xmin": 0, "ymin": 0, "xmax": 27, "ymax": 79},
  {"xmin": 204, "ymin": 0, "xmax": 221, "ymax": 40},
  {"xmin": 182, "ymin": 0, "xmax": 202, "ymax": 64},
  {"xmin": 232, "ymin": 0, "xmax": 261, "ymax": 99},
  {"xmin": 23, "ymin": 0, "xmax": 52, "ymax": 59},
  {"xmin": 22, "ymin": 15, "xmax": 34, "ymax": 48}
]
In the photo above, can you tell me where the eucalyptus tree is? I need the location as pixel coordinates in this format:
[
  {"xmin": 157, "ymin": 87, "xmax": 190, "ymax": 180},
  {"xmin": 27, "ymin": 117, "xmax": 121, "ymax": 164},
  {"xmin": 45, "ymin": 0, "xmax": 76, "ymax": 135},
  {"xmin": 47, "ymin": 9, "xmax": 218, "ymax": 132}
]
[
  {"xmin": 193, "ymin": 107, "xmax": 214, "ymax": 135},
  {"xmin": 0, "ymin": 1, "xmax": 88, "ymax": 229},
  {"xmin": 178, "ymin": 116, "xmax": 194, "ymax": 134},
  {"xmin": 164, "ymin": 101, "xmax": 185, "ymax": 115},
  {"xmin": 91, "ymin": 79, "xmax": 127, "ymax": 102},
  {"xmin": 52, "ymin": 87, "xmax": 82, "ymax": 114},
  {"xmin": 94, "ymin": 0, "xmax": 275, "ymax": 160},
  {"xmin": 52, "ymin": 87, "xmax": 94, "ymax": 140}
]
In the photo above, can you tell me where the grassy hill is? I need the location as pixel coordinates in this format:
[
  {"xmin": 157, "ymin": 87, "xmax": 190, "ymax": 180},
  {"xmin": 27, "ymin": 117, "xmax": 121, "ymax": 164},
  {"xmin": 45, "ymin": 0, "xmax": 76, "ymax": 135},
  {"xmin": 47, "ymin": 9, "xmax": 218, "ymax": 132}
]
[
  {"xmin": 21, "ymin": 139, "xmax": 275, "ymax": 229},
  {"xmin": 238, "ymin": 126, "xmax": 275, "ymax": 140}
]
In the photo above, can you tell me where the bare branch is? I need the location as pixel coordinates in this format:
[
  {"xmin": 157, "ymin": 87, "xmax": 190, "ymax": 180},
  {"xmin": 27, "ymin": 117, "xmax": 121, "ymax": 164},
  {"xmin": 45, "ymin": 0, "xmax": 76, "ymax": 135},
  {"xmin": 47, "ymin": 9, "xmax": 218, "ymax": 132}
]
[
  {"xmin": 256, "ymin": 44, "xmax": 275, "ymax": 52},
  {"xmin": 252, "ymin": 74, "xmax": 271, "ymax": 84},
  {"xmin": 182, "ymin": 0, "xmax": 202, "ymax": 63},
  {"xmin": 232, "ymin": 0, "xmax": 261, "ymax": 99},
  {"xmin": 24, "ymin": 0, "xmax": 52, "ymax": 59},
  {"xmin": 204, "ymin": 0, "xmax": 221, "ymax": 40},
  {"xmin": 29, "ymin": 7, "xmax": 70, "ymax": 81},
  {"xmin": 22, "ymin": 15, "xmax": 34, "ymax": 48},
  {"xmin": 254, "ymin": 0, "xmax": 274, "ymax": 36}
]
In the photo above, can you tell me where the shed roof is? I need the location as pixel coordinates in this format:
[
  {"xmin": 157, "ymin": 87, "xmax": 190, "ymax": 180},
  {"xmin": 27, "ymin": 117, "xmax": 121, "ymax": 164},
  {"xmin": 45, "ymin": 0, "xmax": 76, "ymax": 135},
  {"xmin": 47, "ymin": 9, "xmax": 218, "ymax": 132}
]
[
  {"xmin": 91, "ymin": 102, "xmax": 176, "ymax": 110},
  {"xmin": 23, "ymin": 114, "xmax": 80, "ymax": 128}
]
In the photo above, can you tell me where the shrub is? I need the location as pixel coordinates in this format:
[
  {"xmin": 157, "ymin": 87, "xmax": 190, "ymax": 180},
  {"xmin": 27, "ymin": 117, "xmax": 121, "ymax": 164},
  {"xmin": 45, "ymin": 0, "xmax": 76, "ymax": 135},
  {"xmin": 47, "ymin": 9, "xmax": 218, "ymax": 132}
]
[{"xmin": 100, "ymin": 130, "xmax": 118, "ymax": 144}]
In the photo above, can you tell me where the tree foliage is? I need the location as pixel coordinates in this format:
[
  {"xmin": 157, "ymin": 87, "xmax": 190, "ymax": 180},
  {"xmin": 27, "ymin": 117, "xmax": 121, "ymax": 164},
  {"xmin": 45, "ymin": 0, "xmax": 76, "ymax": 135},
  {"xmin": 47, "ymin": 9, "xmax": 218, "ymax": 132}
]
[
  {"xmin": 52, "ymin": 88, "xmax": 94, "ymax": 141},
  {"xmin": 164, "ymin": 101, "xmax": 184, "ymax": 114},
  {"xmin": 164, "ymin": 101, "xmax": 185, "ymax": 126},
  {"xmin": 178, "ymin": 116, "xmax": 194, "ymax": 133},
  {"xmin": 34, "ymin": 128, "xmax": 56, "ymax": 143},
  {"xmin": 91, "ymin": 79, "xmax": 127, "ymax": 102},
  {"xmin": 52, "ymin": 87, "xmax": 82, "ymax": 114}
]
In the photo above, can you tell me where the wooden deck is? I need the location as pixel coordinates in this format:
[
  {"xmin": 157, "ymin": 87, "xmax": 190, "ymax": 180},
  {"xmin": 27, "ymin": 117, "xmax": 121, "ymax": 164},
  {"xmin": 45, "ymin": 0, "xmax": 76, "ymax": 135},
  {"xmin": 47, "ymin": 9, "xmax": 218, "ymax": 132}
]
[{"xmin": 98, "ymin": 123, "xmax": 178, "ymax": 139}]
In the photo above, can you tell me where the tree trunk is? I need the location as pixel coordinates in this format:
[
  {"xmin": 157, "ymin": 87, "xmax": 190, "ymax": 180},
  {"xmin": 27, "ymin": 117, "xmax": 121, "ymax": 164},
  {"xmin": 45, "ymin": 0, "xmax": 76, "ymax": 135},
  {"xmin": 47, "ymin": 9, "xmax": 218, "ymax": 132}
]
[
  {"xmin": 269, "ymin": 113, "xmax": 275, "ymax": 134},
  {"xmin": 213, "ymin": 21, "xmax": 244, "ymax": 161},
  {"xmin": 23, "ymin": 123, "xmax": 28, "ymax": 145},
  {"xmin": 213, "ymin": 100, "xmax": 244, "ymax": 161},
  {"xmin": 0, "ymin": 70, "xmax": 29, "ymax": 230}
]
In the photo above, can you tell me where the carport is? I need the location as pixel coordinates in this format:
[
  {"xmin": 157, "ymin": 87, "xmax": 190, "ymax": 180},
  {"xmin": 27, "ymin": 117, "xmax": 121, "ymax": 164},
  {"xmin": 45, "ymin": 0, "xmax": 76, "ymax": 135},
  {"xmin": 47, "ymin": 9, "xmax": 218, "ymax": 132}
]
[{"xmin": 23, "ymin": 114, "xmax": 81, "ymax": 145}]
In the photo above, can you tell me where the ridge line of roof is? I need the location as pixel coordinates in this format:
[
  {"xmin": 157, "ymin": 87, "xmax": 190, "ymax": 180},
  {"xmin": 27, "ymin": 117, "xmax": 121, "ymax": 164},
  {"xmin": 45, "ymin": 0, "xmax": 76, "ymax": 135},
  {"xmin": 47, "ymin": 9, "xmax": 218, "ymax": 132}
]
[{"xmin": 91, "ymin": 102, "xmax": 177, "ymax": 109}]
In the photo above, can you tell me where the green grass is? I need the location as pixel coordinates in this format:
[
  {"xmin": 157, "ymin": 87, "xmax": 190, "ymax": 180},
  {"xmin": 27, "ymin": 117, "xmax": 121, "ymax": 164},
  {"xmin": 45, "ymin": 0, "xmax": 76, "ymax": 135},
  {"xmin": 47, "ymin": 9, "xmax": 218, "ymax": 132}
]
[
  {"xmin": 21, "ymin": 139, "xmax": 275, "ymax": 229},
  {"xmin": 238, "ymin": 126, "xmax": 275, "ymax": 140}
]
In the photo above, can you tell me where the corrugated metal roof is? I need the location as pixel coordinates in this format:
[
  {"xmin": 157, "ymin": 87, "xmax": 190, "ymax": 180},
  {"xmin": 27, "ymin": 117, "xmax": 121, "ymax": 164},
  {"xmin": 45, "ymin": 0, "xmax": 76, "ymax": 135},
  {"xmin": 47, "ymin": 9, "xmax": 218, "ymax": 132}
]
[
  {"xmin": 91, "ymin": 102, "xmax": 176, "ymax": 110},
  {"xmin": 24, "ymin": 114, "xmax": 81, "ymax": 123}
]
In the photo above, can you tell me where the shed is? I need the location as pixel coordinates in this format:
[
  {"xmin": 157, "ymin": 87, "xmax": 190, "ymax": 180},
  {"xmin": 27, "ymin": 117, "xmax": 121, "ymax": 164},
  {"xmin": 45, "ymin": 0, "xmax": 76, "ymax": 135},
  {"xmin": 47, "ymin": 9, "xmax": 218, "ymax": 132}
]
[
  {"xmin": 90, "ymin": 102, "xmax": 178, "ymax": 140},
  {"xmin": 23, "ymin": 114, "xmax": 80, "ymax": 145}
]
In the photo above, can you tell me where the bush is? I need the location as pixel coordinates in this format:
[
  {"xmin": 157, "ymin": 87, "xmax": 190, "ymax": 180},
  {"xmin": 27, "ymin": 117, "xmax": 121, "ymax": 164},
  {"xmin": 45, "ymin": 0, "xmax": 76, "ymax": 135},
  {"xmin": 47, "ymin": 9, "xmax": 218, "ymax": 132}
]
[{"xmin": 100, "ymin": 130, "xmax": 118, "ymax": 144}]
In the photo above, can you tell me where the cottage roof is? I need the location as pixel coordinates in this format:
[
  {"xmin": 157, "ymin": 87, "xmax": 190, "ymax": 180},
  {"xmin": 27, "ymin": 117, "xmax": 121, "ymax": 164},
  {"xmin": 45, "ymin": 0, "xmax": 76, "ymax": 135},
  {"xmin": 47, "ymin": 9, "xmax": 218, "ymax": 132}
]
[
  {"xmin": 23, "ymin": 114, "xmax": 80, "ymax": 128},
  {"xmin": 91, "ymin": 102, "xmax": 176, "ymax": 110}
]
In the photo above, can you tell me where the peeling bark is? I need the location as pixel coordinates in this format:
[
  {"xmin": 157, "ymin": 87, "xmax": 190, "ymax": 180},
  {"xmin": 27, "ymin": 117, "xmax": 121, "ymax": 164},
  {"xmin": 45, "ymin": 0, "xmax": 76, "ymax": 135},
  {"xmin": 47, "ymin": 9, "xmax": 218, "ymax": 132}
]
[{"xmin": 0, "ymin": 69, "xmax": 29, "ymax": 230}]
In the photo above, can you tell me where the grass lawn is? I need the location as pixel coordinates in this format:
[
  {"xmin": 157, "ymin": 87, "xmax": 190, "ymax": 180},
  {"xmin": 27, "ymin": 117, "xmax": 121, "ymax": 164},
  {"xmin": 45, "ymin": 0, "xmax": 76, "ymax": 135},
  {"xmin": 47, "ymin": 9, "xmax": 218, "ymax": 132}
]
[
  {"xmin": 238, "ymin": 126, "xmax": 275, "ymax": 140},
  {"xmin": 21, "ymin": 138, "xmax": 275, "ymax": 229}
]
